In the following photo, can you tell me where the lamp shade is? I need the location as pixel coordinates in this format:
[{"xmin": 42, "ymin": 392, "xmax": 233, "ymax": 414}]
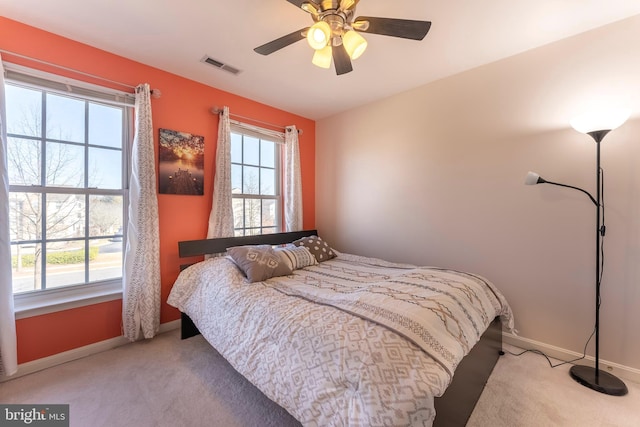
[
  {"xmin": 343, "ymin": 30, "xmax": 368, "ymax": 60},
  {"xmin": 570, "ymin": 109, "xmax": 631, "ymax": 134},
  {"xmin": 307, "ymin": 21, "xmax": 331, "ymax": 50},
  {"xmin": 312, "ymin": 45, "xmax": 332, "ymax": 68},
  {"xmin": 525, "ymin": 171, "xmax": 542, "ymax": 185}
]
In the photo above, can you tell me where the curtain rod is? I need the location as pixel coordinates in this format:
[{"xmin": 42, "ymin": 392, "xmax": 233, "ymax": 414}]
[
  {"xmin": 211, "ymin": 107, "xmax": 303, "ymax": 135},
  {"xmin": 0, "ymin": 48, "xmax": 160, "ymax": 97}
]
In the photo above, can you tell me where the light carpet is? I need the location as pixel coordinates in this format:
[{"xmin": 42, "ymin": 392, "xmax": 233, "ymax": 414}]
[
  {"xmin": 1, "ymin": 329, "xmax": 638, "ymax": 426},
  {"xmin": 467, "ymin": 346, "xmax": 640, "ymax": 426}
]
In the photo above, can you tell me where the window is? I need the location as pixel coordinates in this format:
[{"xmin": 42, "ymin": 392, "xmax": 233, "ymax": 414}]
[
  {"xmin": 230, "ymin": 129, "xmax": 280, "ymax": 236},
  {"xmin": 5, "ymin": 72, "xmax": 131, "ymax": 301}
]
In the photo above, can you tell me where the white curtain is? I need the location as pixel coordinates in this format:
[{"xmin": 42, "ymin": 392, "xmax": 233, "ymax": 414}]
[
  {"xmin": 123, "ymin": 84, "xmax": 160, "ymax": 341},
  {"xmin": 0, "ymin": 55, "xmax": 18, "ymax": 376},
  {"xmin": 284, "ymin": 125, "xmax": 303, "ymax": 231},
  {"xmin": 206, "ymin": 106, "xmax": 234, "ymax": 239}
]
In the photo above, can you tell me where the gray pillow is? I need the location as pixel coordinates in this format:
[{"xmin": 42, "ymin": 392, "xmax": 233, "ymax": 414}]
[
  {"xmin": 227, "ymin": 245, "xmax": 292, "ymax": 283},
  {"xmin": 293, "ymin": 235, "xmax": 336, "ymax": 262}
]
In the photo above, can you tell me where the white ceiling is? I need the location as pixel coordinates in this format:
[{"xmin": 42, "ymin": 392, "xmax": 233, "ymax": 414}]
[{"xmin": 2, "ymin": 0, "xmax": 640, "ymax": 120}]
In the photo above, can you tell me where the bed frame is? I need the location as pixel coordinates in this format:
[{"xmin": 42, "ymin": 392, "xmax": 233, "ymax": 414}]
[{"xmin": 177, "ymin": 230, "xmax": 503, "ymax": 426}]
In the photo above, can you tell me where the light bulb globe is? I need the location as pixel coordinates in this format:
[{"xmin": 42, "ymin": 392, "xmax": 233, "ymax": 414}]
[
  {"xmin": 307, "ymin": 21, "xmax": 331, "ymax": 50},
  {"xmin": 343, "ymin": 30, "xmax": 367, "ymax": 60},
  {"xmin": 312, "ymin": 46, "xmax": 332, "ymax": 69}
]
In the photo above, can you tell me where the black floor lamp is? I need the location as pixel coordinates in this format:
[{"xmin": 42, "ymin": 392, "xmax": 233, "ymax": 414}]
[{"xmin": 525, "ymin": 109, "xmax": 631, "ymax": 396}]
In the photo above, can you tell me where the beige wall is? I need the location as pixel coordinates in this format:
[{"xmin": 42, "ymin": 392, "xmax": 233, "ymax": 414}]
[{"xmin": 316, "ymin": 15, "xmax": 640, "ymax": 370}]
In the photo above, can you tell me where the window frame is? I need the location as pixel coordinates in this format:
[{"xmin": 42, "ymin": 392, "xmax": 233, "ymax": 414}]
[
  {"xmin": 230, "ymin": 125, "xmax": 283, "ymax": 236},
  {"xmin": 4, "ymin": 65, "xmax": 134, "ymax": 317}
]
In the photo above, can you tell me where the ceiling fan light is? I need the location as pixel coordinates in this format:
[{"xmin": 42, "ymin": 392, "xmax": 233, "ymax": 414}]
[
  {"xmin": 312, "ymin": 45, "xmax": 332, "ymax": 68},
  {"xmin": 307, "ymin": 21, "xmax": 331, "ymax": 50},
  {"xmin": 343, "ymin": 30, "xmax": 367, "ymax": 60}
]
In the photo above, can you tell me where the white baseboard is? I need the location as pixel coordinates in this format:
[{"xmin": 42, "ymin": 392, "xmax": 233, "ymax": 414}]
[
  {"xmin": 503, "ymin": 332, "xmax": 640, "ymax": 385},
  {"xmin": 1, "ymin": 319, "xmax": 180, "ymax": 383},
  {"xmin": 5, "ymin": 323, "xmax": 638, "ymax": 387}
]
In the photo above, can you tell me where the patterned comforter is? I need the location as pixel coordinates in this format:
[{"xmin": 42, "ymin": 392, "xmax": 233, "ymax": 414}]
[{"xmin": 168, "ymin": 252, "xmax": 513, "ymax": 427}]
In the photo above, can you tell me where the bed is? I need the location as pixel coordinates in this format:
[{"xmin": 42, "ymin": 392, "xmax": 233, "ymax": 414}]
[{"xmin": 168, "ymin": 230, "xmax": 514, "ymax": 427}]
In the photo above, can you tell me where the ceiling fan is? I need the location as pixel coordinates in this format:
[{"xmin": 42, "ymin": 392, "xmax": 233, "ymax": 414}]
[{"xmin": 254, "ymin": 0, "xmax": 431, "ymax": 75}]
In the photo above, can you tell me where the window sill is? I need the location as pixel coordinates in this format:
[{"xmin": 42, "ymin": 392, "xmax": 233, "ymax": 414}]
[{"xmin": 14, "ymin": 280, "xmax": 123, "ymax": 320}]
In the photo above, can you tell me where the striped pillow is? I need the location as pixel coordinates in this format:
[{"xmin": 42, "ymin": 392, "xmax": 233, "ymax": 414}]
[{"xmin": 276, "ymin": 245, "xmax": 318, "ymax": 270}]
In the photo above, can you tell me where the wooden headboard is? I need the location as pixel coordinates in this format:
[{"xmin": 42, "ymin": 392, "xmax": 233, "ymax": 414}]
[{"xmin": 178, "ymin": 229, "xmax": 319, "ymax": 258}]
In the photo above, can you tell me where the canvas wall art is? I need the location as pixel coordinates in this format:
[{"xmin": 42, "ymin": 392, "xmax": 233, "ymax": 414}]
[{"xmin": 158, "ymin": 128, "xmax": 205, "ymax": 195}]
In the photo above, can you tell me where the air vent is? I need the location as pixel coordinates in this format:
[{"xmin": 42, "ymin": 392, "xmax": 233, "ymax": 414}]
[{"xmin": 200, "ymin": 55, "xmax": 242, "ymax": 75}]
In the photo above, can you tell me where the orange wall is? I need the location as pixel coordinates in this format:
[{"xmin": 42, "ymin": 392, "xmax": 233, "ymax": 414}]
[{"xmin": 0, "ymin": 17, "xmax": 316, "ymax": 364}]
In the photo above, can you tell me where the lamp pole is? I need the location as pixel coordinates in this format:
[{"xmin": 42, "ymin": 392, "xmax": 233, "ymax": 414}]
[
  {"xmin": 594, "ymin": 135, "xmax": 602, "ymax": 382},
  {"xmin": 525, "ymin": 119, "xmax": 630, "ymax": 396},
  {"xmin": 567, "ymin": 129, "xmax": 628, "ymax": 396}
]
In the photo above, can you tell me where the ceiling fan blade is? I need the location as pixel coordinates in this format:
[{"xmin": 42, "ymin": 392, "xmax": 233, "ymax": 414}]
[
  {"xmin": 353, "ymin": 16, "xmax": 431, "ymax": 40},
  {"xmin": 332, "ymin": 43, "xmax": 353, "ymax": 75},
  {"xmin": 254, "ymin": 28, "xmax": 309, "ymax": 55}
]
